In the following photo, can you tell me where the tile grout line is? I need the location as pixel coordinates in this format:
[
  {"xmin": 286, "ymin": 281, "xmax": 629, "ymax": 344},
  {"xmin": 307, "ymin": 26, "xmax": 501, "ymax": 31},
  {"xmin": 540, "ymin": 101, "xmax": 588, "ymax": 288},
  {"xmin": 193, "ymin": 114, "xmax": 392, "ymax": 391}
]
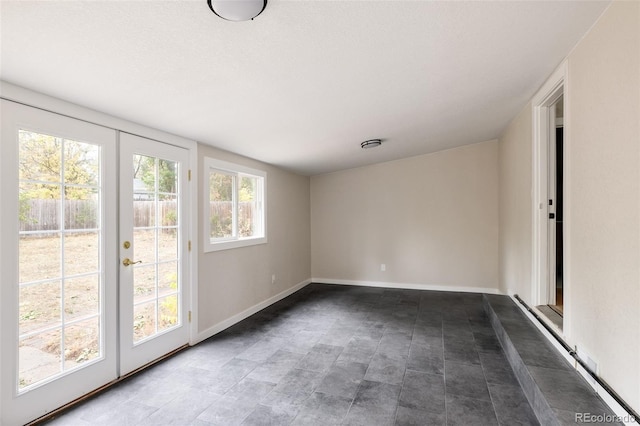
[
  {"xmin": 340, "ymin": 292, "xmax": 383, "ymax": 425},
  {"xmin": 439, "ymin": 312, "xmax": 448, "ymax": 426},
  {"xmin": 474, "ymin": 322, "xmax": 502, "ymax": 425}
]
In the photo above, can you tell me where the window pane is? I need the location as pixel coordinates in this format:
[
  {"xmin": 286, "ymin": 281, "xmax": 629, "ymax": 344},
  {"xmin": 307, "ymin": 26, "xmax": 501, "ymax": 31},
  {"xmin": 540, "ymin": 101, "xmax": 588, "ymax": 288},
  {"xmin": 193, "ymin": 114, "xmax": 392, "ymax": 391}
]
[
  {"xmin": 158, "ymin": 261, "xmax": 178, "ymax": 297},
  {"xmin": 19, "ymin": 281, "xmax": 62, "ymax": 335},
  {"xmin": 19, "ymin": 131, "xmax": 61, "ymax": 183},
  {"xmin": 19, "ymin": 329, "xmax": 62, "ymax": 390},
  {"xmin": 64, "ymin": 275, "xmax": 100, "ymax": 321},
  {"xmin": 133, "ymin": 155, "xmax": 156, "ymax": 193},
  {"xmin": 209, "ymin": 172, "xmax": 234, "ymax": 239},
  {"xmin": 158, "ymin": 229, "xmax": 177, "ymax": 262},
  {"xmin": 64, "ymin": 317, "xmax": 100, "ymax": 369},
  {"xmin": 63, "ymin": 140, "xmax": 99, "ymax": 187},
  {"xmin": 133, "ymin": 301, "xmax": 157, "ymax": 343},
  {"xmin": 160, "ymin": 194, "xmax": 177, "ymax": 228},
  {"xmin": 17, "ymin": 129, "xmax": 104, "ymax": 391},
  {"xmin": 133, "ymin": 265, "xmax": 156, "ymax": 305},
  {"xmin": 64, "ymin": 232, "xmax": 99, "ymax": 276},
  {"xmin": 238, "ymin": 176, "xmax": 258, "ymax": 238},
  {"xmin": 133, "ymin": 229, "xmax": 156, "ymax": 264},
  {"xmin": 19, "ymin": 234, "xmax": 61, "ymax": 283},
  {"xmin": 158, "ymin": 295, "xmax": 178, "ymax": 332},
  {"xmin": 19, "ymin": 183, "xmax": 62, "ymax": 232},
  {"xmin": 133, "ymin": 155, "xmax": 156, "ymax": 227},
  {"xmin": 64, "ymin": 190, "xmax": 99, "ymax": 230},
  {"xmin": 158, "ymin": 159, "xmax": 177, "ymax": 193},
  {"xmin": 133, "ymin": 199, "xmax": 156, "ymax": 227}
]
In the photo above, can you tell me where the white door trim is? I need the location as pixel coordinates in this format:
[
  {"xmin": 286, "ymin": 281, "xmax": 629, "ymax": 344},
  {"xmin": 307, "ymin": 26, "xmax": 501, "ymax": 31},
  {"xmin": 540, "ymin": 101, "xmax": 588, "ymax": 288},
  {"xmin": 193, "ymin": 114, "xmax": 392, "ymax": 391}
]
[{"xmin": 531, "ymin": 61, "xmax": 570, "ymax": 336}]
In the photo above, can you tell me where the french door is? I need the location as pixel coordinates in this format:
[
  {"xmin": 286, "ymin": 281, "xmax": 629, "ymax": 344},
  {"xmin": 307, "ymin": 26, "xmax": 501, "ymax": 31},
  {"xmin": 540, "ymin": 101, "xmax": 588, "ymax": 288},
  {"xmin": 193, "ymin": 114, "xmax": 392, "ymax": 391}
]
[
  {"xmin": 118, "ymin": 133, "xmax": 190, "ymax": 375},
  {"xmin": 0, "ymin": 101, "xmax": 118, "ymax": 425},
  {"xmin": 0, "ymin": 101, "xmax": 191, "ymax": 425}
]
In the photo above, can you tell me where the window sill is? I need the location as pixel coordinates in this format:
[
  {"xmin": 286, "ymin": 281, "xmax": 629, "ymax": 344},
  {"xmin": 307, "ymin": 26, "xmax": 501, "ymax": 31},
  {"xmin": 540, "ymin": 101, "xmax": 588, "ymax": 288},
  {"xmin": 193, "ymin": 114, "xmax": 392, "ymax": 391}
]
[{"xmin": 204, "ymin": 236, "xmax": 267, "ymax": 252}]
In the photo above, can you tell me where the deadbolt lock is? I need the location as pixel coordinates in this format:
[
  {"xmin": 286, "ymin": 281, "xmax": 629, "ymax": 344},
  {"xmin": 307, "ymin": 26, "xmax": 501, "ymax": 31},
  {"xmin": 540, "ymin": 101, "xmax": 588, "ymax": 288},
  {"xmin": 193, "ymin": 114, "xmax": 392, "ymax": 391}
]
[{"xmin": 123, "ymin": 241, "xmax": 131, "ymax": 249}]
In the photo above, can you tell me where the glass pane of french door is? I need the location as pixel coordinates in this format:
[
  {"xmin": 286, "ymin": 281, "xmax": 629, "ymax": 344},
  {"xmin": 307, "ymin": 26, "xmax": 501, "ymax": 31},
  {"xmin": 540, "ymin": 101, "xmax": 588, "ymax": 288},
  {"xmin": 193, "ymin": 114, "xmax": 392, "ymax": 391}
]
[
  {"xmin": 18, "ymin": 131, "xmax": 103, "ymax": 389},
  {"xmin": 1, "ymin": 100, "xmax": 117, "ymax": 426},
  {"xmin": 119, "ymin": 133, "xmax": 189, "ymax": 375}
]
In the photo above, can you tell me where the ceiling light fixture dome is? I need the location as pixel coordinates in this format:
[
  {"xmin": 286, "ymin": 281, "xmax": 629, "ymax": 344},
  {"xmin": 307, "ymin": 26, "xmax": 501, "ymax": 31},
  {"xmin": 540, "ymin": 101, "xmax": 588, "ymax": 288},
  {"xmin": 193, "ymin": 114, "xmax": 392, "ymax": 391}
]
[
  {"xmin": 207, "ymin": 0, "xmax": 267, "ymax": 22},
  {"xmin": 361, "ymin": 139, "xmax": 382, "ymax": 149}
]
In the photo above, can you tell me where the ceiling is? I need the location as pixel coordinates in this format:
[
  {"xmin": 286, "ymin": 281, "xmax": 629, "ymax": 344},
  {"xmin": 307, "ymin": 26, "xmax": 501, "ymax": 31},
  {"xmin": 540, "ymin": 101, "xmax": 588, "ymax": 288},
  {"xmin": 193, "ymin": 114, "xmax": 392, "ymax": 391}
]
[{"xmin": 1, "ymin": 0, "xmax": 610, "ymax": 175}]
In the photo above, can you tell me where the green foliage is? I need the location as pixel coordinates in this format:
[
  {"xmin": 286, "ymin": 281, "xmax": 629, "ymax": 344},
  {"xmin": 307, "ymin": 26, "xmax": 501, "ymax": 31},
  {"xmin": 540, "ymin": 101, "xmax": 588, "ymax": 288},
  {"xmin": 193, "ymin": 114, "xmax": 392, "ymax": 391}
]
[
  {"xmin": 239, "ymin": 176, "xmax": 256, "ymax": 202},
  {"xmin": 20, "ymin": 310, "xmax": 39, "ymax": 321},
  {"xmin": 210, "ymin": 211, "xmax": 232, "ymax": 239},
  {"xmin": 134, "ymin": 156, "xmax": 177, "ymax": 193},
  {"xmin": 210, "ymin": 172, "xmax": 232, "ymax": 201},
  {"xmin": 163, "ymin": 211, "xmax": 177, "ymax": 227},
  {"xmin": 133, "ymin": 313, "xmax": 147, "ymax": 335},
  {"xmin": 75, "ymin": 347, "xmax": 94, "ymax": 363},
  {"xmin": 160, "ymin": 273, "xmax": 178, "ymax": 327},
  {"xmin": 18, "ymin": 193, "xmax": 35, "ymax": 225},
  {"xmin": 18, "ymin": 131, "xmax": 99, "ymax": 201},
  {"xmin": 209, "ymin": 173, "xmax": 258, "ymax": 239},
  {"xmin": 209, "ymin": 172, "xmax": 233, "ymax": 238}
]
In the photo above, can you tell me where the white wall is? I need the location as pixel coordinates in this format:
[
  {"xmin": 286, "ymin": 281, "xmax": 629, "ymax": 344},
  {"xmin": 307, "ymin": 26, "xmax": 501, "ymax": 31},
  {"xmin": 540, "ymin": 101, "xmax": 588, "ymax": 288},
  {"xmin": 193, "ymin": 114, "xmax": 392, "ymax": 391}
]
[
  {"xmin": 499, "ymin": 1, "xmax": 640, "ymax": 412},
  {"xmin": 498, "ymin": 103, "xmax": 532, "ymax": 298},
  {"xmin": 311, "ymin": 140, "xmax": 499, "ymax": 292},
  {"xmin": 566, "ymin": 0, "xmax": 639, "ymax": 411},
  {"xmin": 197, "ymin": 145, "xmax": 311, "ymax": 337}
]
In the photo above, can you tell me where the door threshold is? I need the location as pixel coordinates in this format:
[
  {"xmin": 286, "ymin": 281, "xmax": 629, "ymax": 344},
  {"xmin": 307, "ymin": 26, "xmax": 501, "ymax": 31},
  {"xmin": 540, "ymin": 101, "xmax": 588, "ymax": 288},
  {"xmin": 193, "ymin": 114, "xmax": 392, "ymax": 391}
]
[
  {"xmin": 535, "ymin": 305, "xmax": 564, "ymax": 332},
  {"xmin": 548, "ymin": 304, "xmax": 563, "ymax": 317},
  {"xmin": 28, "ymin": 344, "xmax": 189, "ymax": 425}
]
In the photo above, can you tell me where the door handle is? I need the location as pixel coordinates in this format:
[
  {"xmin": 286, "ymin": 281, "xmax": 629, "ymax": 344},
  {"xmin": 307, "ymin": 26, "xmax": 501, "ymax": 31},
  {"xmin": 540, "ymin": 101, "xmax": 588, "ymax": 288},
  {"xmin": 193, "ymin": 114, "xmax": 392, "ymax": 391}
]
[{"xmin": 122, "ymin": 258, "xmax": 142, "ymax": 266}]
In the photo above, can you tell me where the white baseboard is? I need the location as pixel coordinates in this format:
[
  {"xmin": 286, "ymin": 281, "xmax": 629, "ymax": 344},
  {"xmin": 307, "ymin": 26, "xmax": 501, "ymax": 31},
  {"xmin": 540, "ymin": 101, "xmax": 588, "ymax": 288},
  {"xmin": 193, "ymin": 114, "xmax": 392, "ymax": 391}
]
[
  {"xmin": 312, "ymin": 278, "xmax": 501, "ymax": 295},
  {"xmin": 193, "ymin": 279, "xmax": 312, "ymax": 344}
]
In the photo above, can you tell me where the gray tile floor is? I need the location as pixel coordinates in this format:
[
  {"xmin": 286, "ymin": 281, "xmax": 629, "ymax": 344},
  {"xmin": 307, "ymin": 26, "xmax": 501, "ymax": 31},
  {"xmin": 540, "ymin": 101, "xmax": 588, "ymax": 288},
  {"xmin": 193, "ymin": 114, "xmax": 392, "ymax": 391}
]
[{"xmin": 43, "ymin": 284, "xmax": 539, "ymax": 425}]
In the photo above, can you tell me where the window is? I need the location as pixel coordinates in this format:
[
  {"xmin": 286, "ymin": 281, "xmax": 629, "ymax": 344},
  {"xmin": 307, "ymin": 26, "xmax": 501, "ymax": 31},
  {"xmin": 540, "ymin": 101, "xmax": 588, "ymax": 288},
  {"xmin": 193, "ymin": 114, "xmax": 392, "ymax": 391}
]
[{"xmin": 204, "ymin": 157, "xmax": 266, "ymax": 251}]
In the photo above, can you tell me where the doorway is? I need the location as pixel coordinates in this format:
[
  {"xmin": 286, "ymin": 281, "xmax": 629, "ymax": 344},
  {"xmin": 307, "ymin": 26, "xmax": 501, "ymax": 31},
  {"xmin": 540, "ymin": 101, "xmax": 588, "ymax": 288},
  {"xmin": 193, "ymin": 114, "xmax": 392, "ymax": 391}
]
[
  {"xmin": 548, "ymin": 96, "xmax": 564, "ymax": 318},
  {"xmin": 0, "ymin": 100, "xmax": 192, "ymax": 425},
  {"xmin": 532, "ymin": 64, "xmax": 566, "ymax": 332}
]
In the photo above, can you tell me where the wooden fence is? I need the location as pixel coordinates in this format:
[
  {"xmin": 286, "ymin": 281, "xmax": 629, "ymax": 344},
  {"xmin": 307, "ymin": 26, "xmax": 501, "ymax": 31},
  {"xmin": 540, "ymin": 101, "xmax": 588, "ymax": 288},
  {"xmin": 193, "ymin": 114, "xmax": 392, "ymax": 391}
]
[
  {"xmin": 20, "ymin": 200, "xmax": 255, "ymax": 233},
  {"xmin": 20, "ymin": 200, "xmax": 178, "ymax": 232}
]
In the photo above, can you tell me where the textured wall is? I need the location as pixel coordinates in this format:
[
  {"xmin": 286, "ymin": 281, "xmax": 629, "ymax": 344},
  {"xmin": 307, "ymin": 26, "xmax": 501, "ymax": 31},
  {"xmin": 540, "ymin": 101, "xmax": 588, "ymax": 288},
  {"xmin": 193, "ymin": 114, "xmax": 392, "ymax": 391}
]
[
  {"xmin": 499, "ymin": 1, "xmax": 640, "ymax": 411},
  {"xmin": 566, "ymin": 1, "xmax": 640, "ymax": 411},
  {"xmin": 311, "ymin": 140, "xmax": 499, "ymax": 292},
  {"xmin": 498, "ymin": 103, "xmax": 533, "ymax": 299},
  {"xmin": 197, "ymin": 145, "xmax": 311, "ymax": 334}
]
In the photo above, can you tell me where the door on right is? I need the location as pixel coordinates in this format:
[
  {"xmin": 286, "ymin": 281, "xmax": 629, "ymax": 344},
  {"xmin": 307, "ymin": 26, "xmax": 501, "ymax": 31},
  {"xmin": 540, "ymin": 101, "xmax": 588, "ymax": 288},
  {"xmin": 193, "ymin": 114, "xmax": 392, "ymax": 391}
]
[{"xmin": 548, "ymin": 95, "xmax": 564, "ymax": 317}]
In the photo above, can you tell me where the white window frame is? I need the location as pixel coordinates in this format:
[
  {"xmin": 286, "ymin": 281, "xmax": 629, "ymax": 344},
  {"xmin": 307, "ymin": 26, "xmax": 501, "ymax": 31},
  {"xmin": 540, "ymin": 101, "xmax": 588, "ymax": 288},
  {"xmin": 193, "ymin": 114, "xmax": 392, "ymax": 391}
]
[{"xmin": 203, "ymin": 157, "xmax": 267, "ymax": 252}]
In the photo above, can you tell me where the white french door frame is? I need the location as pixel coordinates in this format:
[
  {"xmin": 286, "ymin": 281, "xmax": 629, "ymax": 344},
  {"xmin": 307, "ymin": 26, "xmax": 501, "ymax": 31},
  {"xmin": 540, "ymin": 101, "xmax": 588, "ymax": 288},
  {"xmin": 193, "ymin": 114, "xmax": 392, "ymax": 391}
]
[
  {"xmin": 532, "ymin": 61, "xmax": 571, "ymax": 336},
  {"xmin": 118, "ymin": 132, "xmax": 191, "ymax": 376},
  {"xmin": 0, "ymin": 82, "xmax": 199, "ymax": 425},
  {"xmin": 0, "ymin": 100, "xmax": 118, "ymax": 426}
]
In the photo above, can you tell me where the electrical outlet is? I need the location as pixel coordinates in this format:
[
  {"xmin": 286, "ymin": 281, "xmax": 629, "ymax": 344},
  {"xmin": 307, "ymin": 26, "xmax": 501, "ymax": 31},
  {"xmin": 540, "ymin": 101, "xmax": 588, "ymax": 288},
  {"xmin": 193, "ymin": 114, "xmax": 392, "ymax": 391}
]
[
  {"xmin": 271, "ymin": 274, "xmax": 276, "ymax": 284},
  {"xmin": 380, "ymin": 264, "xmax": 386, "ymax": 272}
]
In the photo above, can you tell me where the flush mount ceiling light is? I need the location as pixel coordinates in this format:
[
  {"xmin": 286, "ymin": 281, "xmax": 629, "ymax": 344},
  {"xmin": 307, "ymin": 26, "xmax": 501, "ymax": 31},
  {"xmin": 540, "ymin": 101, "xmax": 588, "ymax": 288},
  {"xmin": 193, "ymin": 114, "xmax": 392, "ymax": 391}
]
[
  {"xmin": 361, "ymin": 139, "xmax": 382, "ymax": 149},
  {"xmin": 207, "ymin": 0, "xmax": 267, "ymax": 22}
]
